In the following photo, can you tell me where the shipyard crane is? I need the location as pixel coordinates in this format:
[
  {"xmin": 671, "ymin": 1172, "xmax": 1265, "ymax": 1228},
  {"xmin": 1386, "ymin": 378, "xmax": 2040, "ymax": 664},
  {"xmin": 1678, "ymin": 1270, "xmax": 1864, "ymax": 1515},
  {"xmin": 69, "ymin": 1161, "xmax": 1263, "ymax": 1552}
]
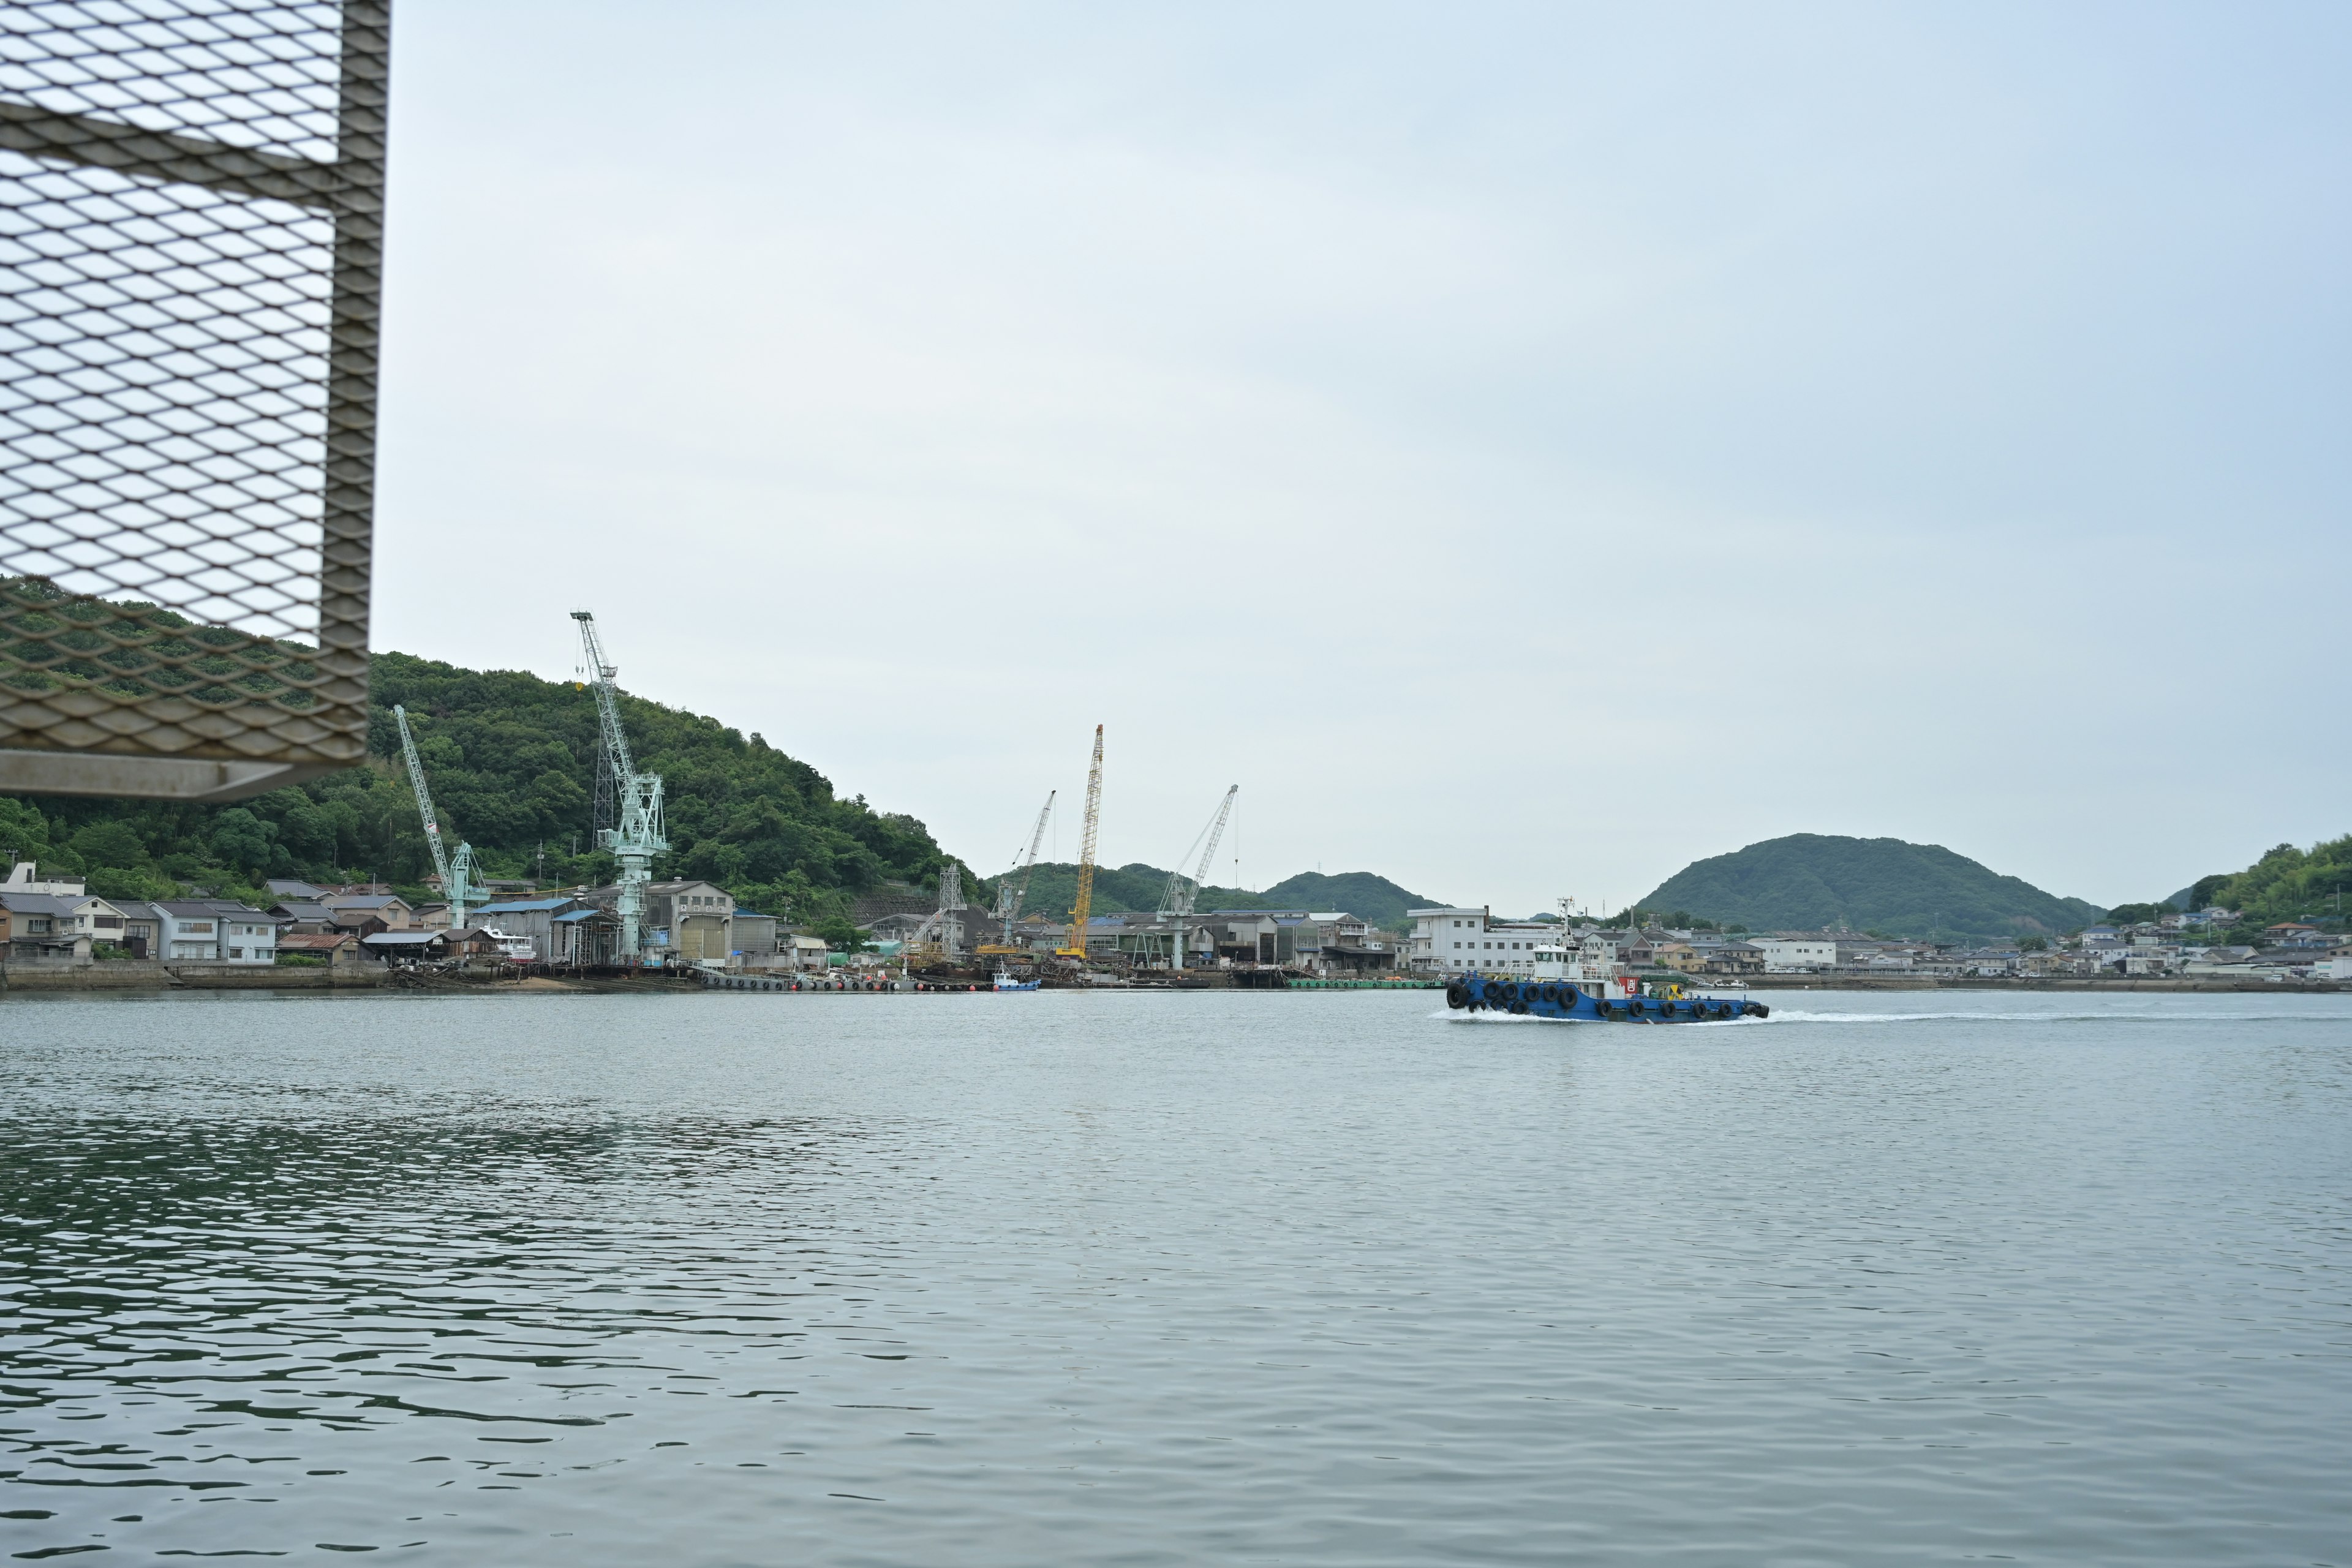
[
  {"xmin": 1055, "ymin": 725, "xmax": 1104, "ymax": 959},
  {"xmin": 570, "ymin": 610, "xmax": 668, "ymax": 963},
  {"xmin": 906, "ymin": 862, "xmax": 967, "ymax": 970},
  {"xmin": 978, "ymin": 791, "xmax": 1055, "ymax": 957},
  {"xmin": 393, "ymin": 705, "xmax": 475, "ymax": 932},
  {"xmin": 1157, "ymin": 785, "xmax": 1237, "ymax": 971}
]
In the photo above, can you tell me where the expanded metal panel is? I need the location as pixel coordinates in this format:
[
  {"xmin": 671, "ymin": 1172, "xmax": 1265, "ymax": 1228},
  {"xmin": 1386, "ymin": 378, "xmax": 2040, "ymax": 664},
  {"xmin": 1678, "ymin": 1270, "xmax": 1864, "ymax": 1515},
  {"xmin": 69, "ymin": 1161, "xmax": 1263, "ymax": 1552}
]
[{"xmin": 0, "ymin": 0, "xmax": 386, "ymax": 799}]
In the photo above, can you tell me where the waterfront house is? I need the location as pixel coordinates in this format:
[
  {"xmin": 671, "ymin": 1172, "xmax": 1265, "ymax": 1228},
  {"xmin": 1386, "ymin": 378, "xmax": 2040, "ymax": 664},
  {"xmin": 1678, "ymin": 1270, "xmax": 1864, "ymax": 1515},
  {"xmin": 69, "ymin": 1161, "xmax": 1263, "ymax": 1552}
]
[
  {"xmin": 2, "ymin": 889, "xmax": 135, "ymax": 960},
  {"xmin": 2, "ymin": 891, "xmax": 86, "ymax": 959},
  {"xmin": 279, "ymin": 931, "xmax": 362, "ymax": 967},
  {"xmin": 152, "ymin": 900, "xmax": 283, "ymax": 963}
]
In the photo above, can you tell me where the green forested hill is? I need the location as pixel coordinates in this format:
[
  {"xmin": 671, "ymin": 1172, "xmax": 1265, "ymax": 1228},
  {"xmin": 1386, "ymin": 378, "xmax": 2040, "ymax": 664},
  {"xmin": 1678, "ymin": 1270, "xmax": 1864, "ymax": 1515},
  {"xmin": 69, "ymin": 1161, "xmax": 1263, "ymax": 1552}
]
[
  {"xmin": 0, "ymin": 649, "xmax": 968, "ymax": 920},
  {"xmin": 997, "ymin": 864, "xmax": 1437, "ymax": 932},
  {"xmin": 2178, "ymin": 835, "xmax": 2351, "ymax": 932},
  {"xmin": 1637, "ymin": 834, "xmax": 2103, "ymax": 940}
]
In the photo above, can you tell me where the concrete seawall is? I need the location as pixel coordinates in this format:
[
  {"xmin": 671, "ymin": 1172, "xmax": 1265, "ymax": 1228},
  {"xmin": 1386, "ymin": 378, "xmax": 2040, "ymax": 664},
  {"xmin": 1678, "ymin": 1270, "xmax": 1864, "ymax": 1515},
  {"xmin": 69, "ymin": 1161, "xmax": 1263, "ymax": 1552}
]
[
  {"xmin": 0, "ymin": 961, "xmax": 384, "ymax": 992},
  {"xmin": 1738, "ymin": 973, "xmax": 2345, "ymax": 994}
]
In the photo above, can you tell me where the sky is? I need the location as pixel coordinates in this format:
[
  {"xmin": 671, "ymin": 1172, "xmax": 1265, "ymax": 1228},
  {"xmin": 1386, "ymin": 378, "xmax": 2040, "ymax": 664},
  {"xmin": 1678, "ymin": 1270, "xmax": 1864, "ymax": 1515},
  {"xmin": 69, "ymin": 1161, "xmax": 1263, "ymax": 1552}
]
[{"xmin": 368, "ymin": 1, "xmax": 2350, "ymax": 917}]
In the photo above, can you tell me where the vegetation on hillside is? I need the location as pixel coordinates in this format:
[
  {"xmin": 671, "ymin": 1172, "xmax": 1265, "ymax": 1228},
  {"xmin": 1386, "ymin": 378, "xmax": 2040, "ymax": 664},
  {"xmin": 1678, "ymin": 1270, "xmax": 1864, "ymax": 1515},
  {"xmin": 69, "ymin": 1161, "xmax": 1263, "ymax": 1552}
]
[
  {"xmin": 2176, "ymin": 835, "xmax": 2351, "ymax": 937},
  {"xmin": 0, "ymin": 649, "xmax": 969, "ymax": 921},
  {"xmin": 1637, "ymin": 834, "xmax": 2103, "ymax": 941}
]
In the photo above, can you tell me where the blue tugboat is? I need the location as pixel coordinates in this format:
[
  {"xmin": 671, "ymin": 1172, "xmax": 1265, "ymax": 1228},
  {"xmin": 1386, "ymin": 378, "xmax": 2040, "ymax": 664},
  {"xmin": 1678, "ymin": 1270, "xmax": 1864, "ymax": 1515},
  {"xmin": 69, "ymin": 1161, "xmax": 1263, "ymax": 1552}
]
[
  {"xmin": 1446, "ymin": 973, "xmax": 1768, "ymax": 1021},
  {"xmin": 1443, "ymin": 938, "xmax": 1769, "ymax": 1022}
]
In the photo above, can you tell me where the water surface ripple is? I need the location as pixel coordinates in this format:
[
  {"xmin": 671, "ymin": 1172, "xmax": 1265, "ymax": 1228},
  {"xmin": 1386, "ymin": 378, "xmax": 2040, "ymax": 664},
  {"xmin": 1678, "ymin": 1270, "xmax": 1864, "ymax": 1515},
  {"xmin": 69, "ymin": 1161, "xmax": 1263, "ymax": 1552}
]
[{"xmin": 2, "ymin": 988, "xmax": 2347, "ymax": 1564}]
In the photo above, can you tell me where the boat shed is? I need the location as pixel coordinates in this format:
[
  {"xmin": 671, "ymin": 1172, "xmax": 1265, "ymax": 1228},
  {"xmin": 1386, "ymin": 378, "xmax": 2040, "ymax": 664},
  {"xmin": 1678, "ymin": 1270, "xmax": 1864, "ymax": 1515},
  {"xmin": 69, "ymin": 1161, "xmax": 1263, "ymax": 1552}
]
[
  {"xmin": 361, "ymin": 930, "xmax": 448, "ymax": 963},
  {"xmin": 471, "ymin": 897, "xmax": 585, "ymax": 962}
]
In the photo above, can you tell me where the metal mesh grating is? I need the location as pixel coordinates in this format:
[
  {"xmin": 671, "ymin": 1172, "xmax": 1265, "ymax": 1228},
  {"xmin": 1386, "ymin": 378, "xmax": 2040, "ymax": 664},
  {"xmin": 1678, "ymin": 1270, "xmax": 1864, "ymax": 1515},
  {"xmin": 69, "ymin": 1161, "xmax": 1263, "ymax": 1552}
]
[{"xmin": 0, "ymin": 0, "xmax": 386, "ymax": 800}]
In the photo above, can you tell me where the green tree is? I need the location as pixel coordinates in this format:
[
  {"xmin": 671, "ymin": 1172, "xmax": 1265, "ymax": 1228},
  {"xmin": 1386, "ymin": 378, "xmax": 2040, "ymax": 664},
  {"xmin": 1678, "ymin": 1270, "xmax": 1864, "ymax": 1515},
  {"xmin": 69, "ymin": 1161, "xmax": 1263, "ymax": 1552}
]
[
  {"xmin": 209, "ymin": 808, "xmax": 274, "ymax": 876},
  {"xmin": 68, "ymin": 818, "xmax": 148, "ymax": 870},
  {"xmin": 812, "ymin": 916, "xmax": 872, "ymax": 953}
]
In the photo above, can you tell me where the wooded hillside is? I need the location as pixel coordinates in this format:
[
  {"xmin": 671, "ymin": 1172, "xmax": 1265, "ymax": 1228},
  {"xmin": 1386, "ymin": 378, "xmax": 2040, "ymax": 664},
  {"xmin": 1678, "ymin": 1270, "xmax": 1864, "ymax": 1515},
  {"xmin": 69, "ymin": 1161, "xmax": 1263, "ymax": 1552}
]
[
  {"xmin": 0, "ymin": 649, "xmax": 969, "ymax": 920},
  {"xmin": 1637, "ymin": 834, "xmax": 2103, "ymax": 940}
]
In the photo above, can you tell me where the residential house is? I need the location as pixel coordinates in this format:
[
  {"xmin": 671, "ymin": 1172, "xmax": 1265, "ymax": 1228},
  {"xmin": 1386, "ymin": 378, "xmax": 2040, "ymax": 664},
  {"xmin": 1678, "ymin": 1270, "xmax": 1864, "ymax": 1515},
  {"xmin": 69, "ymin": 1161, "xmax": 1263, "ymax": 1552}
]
[
  {"xmin": 268, "ymin": 897, "xmax": 337, "ymax": 934},
  {"xmin": 113, "ymin": 901, "xmax": 163, "ymax": 958},
  {"xmin": 1, "ymin": 886, "xmax": 140, "ymax": 960},
  {"xmin": 278, "ymin": 930, "xmax": 362, "ymax": 967},
  {"xmin": 2, "ymin": 891, "xmax": 96, "ymax": 960},
  {"xmin": 325, "ymin": 894, "xmax": 415, "ymax": 933},
  {"xmin": 154, "ymin": 900, "xmax": 283, "ymax": 963}
]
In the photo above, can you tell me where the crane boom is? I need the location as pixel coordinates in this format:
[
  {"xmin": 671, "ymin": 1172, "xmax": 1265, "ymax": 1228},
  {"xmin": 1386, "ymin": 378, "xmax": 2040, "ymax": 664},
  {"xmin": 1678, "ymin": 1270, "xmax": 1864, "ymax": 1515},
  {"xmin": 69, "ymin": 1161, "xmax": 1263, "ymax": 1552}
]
[
  {"xmin": 1057, "ymin": 726, "xmax": 1103, "ymax": 958},
  {"xmin": 1007, "ymin": 790, "xmax": 1054, "ymax": 924},
  {"xmin": 978, "ymin": 791, "xmax": 1055, "ymax": 958},
  {"xmin": 1158, "ymin": 784, "xmax": 1237, "ymax": 970},
  {"xmin": 571, "ymin": 610, "xmax": 668, "ymax": 964},
  {"xmin": 394, "ymin": 704, "xmax": 475, "ymax": 931}
]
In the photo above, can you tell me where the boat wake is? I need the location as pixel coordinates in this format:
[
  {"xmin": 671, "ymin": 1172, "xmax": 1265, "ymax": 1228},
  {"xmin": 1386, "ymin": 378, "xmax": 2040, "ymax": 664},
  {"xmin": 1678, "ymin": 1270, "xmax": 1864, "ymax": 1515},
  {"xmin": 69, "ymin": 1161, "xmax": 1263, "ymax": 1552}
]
[{"xmin": 1433, "ymin": 1006, "xmax": 2352, "ymax": 1027}]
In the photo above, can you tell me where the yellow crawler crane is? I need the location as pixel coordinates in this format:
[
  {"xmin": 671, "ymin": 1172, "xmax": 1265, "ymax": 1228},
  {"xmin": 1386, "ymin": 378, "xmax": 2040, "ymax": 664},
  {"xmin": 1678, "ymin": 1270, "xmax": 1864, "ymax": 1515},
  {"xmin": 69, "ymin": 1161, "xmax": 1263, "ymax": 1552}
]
[{"xmin": 1056, "ymin": 725, "xmax": 1104, "ymax": 959}]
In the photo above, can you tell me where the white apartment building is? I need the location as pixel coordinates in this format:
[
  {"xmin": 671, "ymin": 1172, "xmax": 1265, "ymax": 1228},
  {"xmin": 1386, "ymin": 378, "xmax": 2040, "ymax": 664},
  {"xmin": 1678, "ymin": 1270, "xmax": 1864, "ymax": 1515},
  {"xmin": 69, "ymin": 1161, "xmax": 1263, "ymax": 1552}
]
[
  {"xmin": 1409, "ymin": 907, "xmax": 1577, "ymax": 977},
  {"xmin": 1751, "ymin": 937, "xmax": 1838, "ymax": 972}
]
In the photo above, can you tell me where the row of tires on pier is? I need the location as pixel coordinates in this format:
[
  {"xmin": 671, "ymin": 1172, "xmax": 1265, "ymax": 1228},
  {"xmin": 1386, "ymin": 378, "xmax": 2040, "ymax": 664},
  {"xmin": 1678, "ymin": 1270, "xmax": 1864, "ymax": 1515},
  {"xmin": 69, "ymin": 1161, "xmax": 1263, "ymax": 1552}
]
[
  {"xmin": 1445, "ymin": 976, "xmax": 1769, "ymax": 1022},
  {"xmin": 695, "ymin": 973, "xmax": 1001, "ymax": 993},
  {"xmin": 699, "ymin": 973, "xmax": 886, "ymax": 992}
]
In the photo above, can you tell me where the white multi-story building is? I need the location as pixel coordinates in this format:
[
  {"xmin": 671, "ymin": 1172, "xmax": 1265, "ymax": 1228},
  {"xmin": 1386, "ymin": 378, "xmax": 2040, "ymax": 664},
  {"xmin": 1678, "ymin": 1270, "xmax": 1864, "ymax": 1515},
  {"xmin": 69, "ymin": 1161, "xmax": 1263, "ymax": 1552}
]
[
  {"xmin": 1409, "ymin": 907, "xmax": 1593, "ymax": 978},
  {"xmin": 153, "ymin": 901, "xmax": 281, "ymax": 963},
  {"xmin": 1751, "ymin": 937, "xmax": 1837, "ymax": 972}
]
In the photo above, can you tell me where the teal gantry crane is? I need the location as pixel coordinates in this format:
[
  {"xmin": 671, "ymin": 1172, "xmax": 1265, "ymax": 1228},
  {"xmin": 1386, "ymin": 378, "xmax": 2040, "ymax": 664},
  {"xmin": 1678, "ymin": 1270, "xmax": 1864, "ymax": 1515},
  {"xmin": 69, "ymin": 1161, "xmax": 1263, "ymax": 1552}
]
[
  {"xmin": 571, "ymin": 610, "xmax": 668, "ymax": 964},
  {"xmin": 393, "ymin": 704, "xmax": 475, "ymax": 932}
]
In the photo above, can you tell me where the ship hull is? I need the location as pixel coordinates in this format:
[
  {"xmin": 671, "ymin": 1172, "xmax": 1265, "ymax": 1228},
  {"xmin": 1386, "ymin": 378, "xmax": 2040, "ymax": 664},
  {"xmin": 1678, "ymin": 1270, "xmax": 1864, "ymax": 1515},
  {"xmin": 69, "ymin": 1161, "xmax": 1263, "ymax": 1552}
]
[{"xmin": 1444, "ymin": 973, "xmax": 1768, "ymax": 1022}]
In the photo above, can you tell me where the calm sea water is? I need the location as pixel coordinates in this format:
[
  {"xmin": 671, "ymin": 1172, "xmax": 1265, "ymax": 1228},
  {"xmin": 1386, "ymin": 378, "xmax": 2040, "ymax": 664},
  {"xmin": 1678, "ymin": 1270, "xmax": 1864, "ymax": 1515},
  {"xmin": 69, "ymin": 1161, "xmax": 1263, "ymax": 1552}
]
[{"xmin": 2, "ymin": 987, "xmax": 2347, "ymax": 1565}]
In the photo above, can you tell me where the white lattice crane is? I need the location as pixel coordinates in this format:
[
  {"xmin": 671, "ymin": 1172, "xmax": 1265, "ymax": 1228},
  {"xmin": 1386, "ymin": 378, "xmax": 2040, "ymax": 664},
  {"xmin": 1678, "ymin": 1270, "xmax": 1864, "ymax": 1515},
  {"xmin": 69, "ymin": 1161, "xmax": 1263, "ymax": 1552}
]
[
  {"xmin": 1158, "ymin": 785, "xmax": 1237, "ymax": 971},
  {"xmin": 570, "ymin": 610, "xmax": 667, "ymax": 963},
  {"xmin": 393, "ymin": 704, "xmax": 475, "ymax": 932},
  {"xmin": 978, "ymin": 791, "xmax": 1055, "ymax": 957}
]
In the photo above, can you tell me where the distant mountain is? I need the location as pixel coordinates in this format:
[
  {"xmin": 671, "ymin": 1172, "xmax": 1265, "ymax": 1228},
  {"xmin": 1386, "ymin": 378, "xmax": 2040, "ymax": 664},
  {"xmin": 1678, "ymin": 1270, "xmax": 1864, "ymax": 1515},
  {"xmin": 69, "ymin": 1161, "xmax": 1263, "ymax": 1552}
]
[
  {"xmin": 1253, "ymin": 871, "xmax": 1441, "ymax": 932},
  {"xmin": 987, "ymin": 864, "xmax": 1439, "ymax": 933},
  {"xmin": 1637, "ymin": 834, "xmax": 2103, "ymax": 941}
]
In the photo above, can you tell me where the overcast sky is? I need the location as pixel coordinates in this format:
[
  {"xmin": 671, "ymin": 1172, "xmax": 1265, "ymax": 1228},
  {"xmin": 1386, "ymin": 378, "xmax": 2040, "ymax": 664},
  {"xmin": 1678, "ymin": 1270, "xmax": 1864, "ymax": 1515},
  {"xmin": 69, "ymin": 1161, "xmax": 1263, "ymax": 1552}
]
[{"xmin": 370, "ymin": 2, "xmax": 2348, "ymax": 917}]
